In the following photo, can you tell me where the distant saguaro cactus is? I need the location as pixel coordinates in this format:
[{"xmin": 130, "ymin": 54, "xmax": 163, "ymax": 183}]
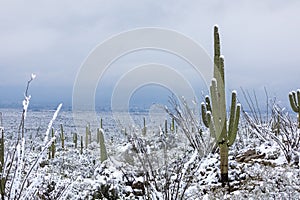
[
  {"xmin": 171, "ymin": 118, "xmax": 175, "ymax": 133},
  {"xmin": 142, "ymin": 117, "xmax": 147, "ymax": 135},
  {"xmin": 98, "ymin": 128, "xmax": 108, "ymax": 162},
  {"xmin": 164, "ymin": 119, "xmax": 168, "ymax": 134},
  {"xmin": 51, "ymin": 128, "xmax": 56, "ymax": 159},
  {"xmin": 0, "ymin": 127, "xmax": 6, "ymax": 198},
  {"xmin": 201, "ymin": 25, "xmax": 241, "ymax": 184},
  {"xmin": 0, "ymin": 128, "xmax": 4, "ymax": 171},
  {"xmin": 80, "ymin": 136, "xmax": 83, "ymax": 154},
  {"xmin": 60, "ymin": 124, "xmax": 65, "ymax": 149},
  {"xmin": 85, "ymin": 124, "xmax": 90, "ymax": 149},
  {"xmin": 289, "ymin": 89, "xmax": 300, "ymax": 128},
  {"xmin": 73, "ymin": 133, "xmax": 78, "ymax": 148}
]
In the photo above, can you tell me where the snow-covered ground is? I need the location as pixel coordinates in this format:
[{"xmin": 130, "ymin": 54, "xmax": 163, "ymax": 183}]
[{"xmin": 0, "ymin": 107, "xmax": 300, "ymax": 199}]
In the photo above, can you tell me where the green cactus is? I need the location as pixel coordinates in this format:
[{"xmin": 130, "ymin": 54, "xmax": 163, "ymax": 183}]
[
  {"xmin": 73, "ymin": 133, "xmax": 78, "ymax": 148},
  {"xmin": 51, "ymin": 128, "xmax": 56, "ymax": 159},
  {"xmin": 98, "ymin": 128, "xmax": 108, "ymax": 162},
  {"xmin": 171, "ymin": 118, "xmax": 175, "ymax": 133},
  {"xmin": 48, "ymin": 147, "xmax": 51, "ymax": 160},
  {"xmin": 85, "ymin": 124, "xmax": 89, "ymax": 149},
  {"xmin": 60, "ymin": 124, "xmax": 65, "ymax": 149},
  {"xmin": 201, "ymin": 25, "xmax": 241, "ymax": 184},
  {"xmin": 0, "ymin": 128, "xmax": 4, "ymax": 172},
  {"xmin": 80, "ymin": 136, "xmax": 83, "ymax": 154},
  {"xmin": 201, "ymin": 96, "xmax": 211, "ymax": 128},
  {"xmin": 288, "ymin": 89, "xmax": 300, "ymax": 128},
  {"xmin": 96, "ymin": 128, "xmax": 100, "ymax": 144},
  {"xmin": 0, "ymin": 128, "xmax": 5, "ymax": 198},
  {"xmin": 142, "ymin": 117, "xmax": 147, "ymax": 135},
  {"xmin": 164, "ymin": 119, "xmax": 168, "ymax": 134}
]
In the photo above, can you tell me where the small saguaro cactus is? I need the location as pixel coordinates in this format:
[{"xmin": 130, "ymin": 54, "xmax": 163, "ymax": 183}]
[
  {"xmin": 98, "ymin": 128, "xmax": 108, "ymax": 162},
  {"xmin": 142, "ymin": 117, "xmax": 147, "ymax": 135},
  {"xmin": 164, "ymin": 119, "xmax": 168, "ymax": 134},
  {"xmin": 60, "ymin": 124, "xmax": 65, "ymax": 149},
  {"xmin": 80, "ymin": 136, "xmax": 83, "ymax": 154},
  {"xmin": 51, "ymin": 128, "xmax": 56, "ymax": 159},
  {"xmin": 85, "ymin": 124, "xmax": 89, "ymax": 149},
  {"xmin": 289, "ymin": 89, "xmax": 300, "ymax": 128},
  {"xmin": 0, "ymin": 127, "xmax": 4, "ymax": 172},
  {"xmin": 171, "ymin": 117, "xmax": 175, "ymax": 133},
  {"xmin": 0, "ymin": 128, "xmax": 4, "ymax": 198},
  {"xmin": 73, "ymin": 133, "xmax": 78, "ymax": 148},
  {"xmin": 201, "ymin": 25, "xmax": 241, "ymax": 184}
]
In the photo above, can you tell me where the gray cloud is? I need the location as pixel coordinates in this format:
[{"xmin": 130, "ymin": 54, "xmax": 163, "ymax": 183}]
[{"xmin": 0, "ymin": 0, "xmax": 299, "ymax": 107}]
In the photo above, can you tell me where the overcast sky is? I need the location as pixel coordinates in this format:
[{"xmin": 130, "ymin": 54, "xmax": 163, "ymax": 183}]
[{"xmin": 0, "ymin": 0, "xmax": 299, "ymax": 109}]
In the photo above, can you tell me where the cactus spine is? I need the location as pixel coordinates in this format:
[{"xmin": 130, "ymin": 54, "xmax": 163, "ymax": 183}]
[
  {"xmin": 98, "ymin": 128, "xmax": 108, "ymax": 162},
  {"xmin": 201, "ymin": 25, "xmax": 241, "ymax": 183},
  {"xmin": 60, "ymin": 124, "xmax": 65, "ymax": 149},
  {"xmin": 288, "ymin": 89, "xmax": 300, "ymax": 128}
]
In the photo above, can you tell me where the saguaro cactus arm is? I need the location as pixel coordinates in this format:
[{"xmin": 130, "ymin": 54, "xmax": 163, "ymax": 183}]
[
  {"xmin": 288, "ymin": 89, "xmax": 300, "ymax": 128},
  {"xmin": 201, "ymin": 96, "xmax": 212, "ymax": 128},
  {"xmin": 289, "ymin": 90, "xmax": 300, "ymax": 112},
  {"xmin": 227, "ymin": 91, "xmax": 241, "ymax": 146}
]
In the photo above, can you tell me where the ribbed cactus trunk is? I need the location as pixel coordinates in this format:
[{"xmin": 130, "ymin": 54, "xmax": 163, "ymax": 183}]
[
  {"xmin": 213, "ymin": 25, "xmax": 229, "ymax": 183},
  {"xmin": 201, "ymin": 26, "xmax": 241, "ymax": 184},
  {"xmin": 98, "ymin": 128, "xmax": 108, "ymax": 162}
]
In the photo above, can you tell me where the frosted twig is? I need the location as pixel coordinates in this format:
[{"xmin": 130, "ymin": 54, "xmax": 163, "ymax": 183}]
[{"xmin": 44, "ymin": 103, "xmax": 63, "ymax": 146}]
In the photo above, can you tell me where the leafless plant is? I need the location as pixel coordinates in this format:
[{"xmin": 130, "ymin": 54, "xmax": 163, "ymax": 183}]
[
  {"xmin": 242, "ymin": 88, "xmax": 300, "ymax": 163},
  {"xmin": 126, "ymin": 131, "xmax": 198, "ymax": 200},
  {"xmin": 165, "ymin": 95, "xmax": 214, "ymax": 156},
  {"xmin": 0, "ymin": 74, "xmax": 63, "ymax": 200}
]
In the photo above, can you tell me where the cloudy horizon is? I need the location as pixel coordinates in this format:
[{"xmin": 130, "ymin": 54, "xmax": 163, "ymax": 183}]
[{"xmin": 0, "ymin": 1, "xmax": 299, "ymax": 110}]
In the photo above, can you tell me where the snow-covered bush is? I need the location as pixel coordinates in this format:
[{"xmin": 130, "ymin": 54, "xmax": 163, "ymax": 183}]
[
  {"xmin": 242, "ymin": 90, "xmax": 300, "ymax": 164},
  {"xmin": 0, "ymin": 74, "xmax": 64, "ymax": 200}
]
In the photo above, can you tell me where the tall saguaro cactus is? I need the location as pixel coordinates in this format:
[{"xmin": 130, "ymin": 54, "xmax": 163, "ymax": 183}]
[
  {"xmin": 201, "ymin": 25, "xmax": 241, "ymax": 183},
  {"xmin": 289, "ymin": 89, "xmax": 300, "ymax": 128}
]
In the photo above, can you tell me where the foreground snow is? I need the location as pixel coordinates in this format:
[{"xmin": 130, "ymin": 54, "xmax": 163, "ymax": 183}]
[{"xmin": 1, "ymin": 109, "xmax": 300, "ymax": 199}]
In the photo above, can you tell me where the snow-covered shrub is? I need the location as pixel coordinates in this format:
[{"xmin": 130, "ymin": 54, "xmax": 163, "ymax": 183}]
[
  {"xmin": 0, "ymin": 74, "xmax": 64, "ymax": 200},
  {"xmin": 165, "ymin": 96, "xmax": 214, "ymax": 156},
  {"xmin": 242, "ymin": 90, "xmax": 300, "ymax": 164}
]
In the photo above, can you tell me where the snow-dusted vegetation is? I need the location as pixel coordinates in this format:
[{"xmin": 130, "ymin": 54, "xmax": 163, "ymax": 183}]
[
  {"xmin": 1, "ymin": 94, "xmax": 300, "ymax": 199},
  {"xmin": 1, "ymin": 26, "xmax": 300, "ymax": 199}
]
